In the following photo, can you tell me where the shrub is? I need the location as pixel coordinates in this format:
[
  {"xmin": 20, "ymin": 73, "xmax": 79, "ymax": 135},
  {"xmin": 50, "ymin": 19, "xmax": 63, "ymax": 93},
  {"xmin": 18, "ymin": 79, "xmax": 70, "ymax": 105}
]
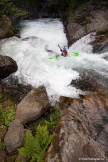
[
  {"xmin": 1, "ymin": 109, "xmax": 15, "ymax": 126},
  {"xmin": 18, "ymin": 125, "xmax": 53, "ymax": 162}
]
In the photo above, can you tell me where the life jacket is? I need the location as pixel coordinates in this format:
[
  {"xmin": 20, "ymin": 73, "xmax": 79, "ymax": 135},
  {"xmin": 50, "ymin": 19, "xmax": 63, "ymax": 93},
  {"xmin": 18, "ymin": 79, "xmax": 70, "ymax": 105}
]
[{"xmin": 61, "ymin": 49, "xmax": 67, "ymax": 57}]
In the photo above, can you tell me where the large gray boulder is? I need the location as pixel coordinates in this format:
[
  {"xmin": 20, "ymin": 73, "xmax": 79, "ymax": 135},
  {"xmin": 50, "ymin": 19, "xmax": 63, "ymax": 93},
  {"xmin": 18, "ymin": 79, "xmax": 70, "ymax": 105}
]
[
  {"xmin": 15, "ymin": 86, "xmax": 49, "ymax": 123},
  {"xmin": 4, "ymin": 119, "xmax": 25, "ymax": 153},
  {"xmin": 0, "ymin": 54, "xmax": 18, "ymax": 79}
]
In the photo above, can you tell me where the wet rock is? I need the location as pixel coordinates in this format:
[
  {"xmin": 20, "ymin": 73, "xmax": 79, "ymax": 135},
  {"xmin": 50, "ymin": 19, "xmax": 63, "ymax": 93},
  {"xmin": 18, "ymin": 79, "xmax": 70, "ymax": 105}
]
[
  {"xmin": 46, "ymin": 92, "xmax": 108, "ymax": 161},
  {"xmin": 71, "ymin": 72, "xmax": 106, "ymax": 93},
  {"xmin": 0, "ymin": 15, "xmax": 12, "ymax": 39},
  {"xmin": 93, "ymin": 35, "xmax": 108, "ymax": 53},
  {"xmin": 66, "ymin": 23, "xmax": 85, "ymax": 45},
  {"xmin": 15, "ymin": 86, "xmax": 49, "ymax": 123},
  {"xmin": 0, "ymin": 55, "xmax": 18, "ymax": 80},
  {"xmin": 4, "ymin": 119, "xmax": 25, "ymax": 153},
  {"xmin": 66, "ymin": 2, "xmax": 108, "ymax": 45},
  {"xmin": 88, "ymin": 10, "xmax": 108, "ymax": 33},
  {"xmin": 0, "ymin": 79, "xmax": 32, "ymax": 103}
]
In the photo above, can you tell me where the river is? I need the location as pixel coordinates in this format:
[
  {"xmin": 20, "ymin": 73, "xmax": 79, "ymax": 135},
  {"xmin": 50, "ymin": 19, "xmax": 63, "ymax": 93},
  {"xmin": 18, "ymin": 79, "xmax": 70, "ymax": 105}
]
[{"xmin": 0, "ymin": 18, "xmax": 108, "ymax": 102}]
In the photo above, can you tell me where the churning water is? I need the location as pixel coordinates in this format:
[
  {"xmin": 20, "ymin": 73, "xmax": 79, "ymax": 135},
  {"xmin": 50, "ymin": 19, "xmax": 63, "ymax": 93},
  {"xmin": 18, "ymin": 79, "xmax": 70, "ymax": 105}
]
[{"xmin": 0, "ymin": 19, "xmax": 108, "ymax": 102}]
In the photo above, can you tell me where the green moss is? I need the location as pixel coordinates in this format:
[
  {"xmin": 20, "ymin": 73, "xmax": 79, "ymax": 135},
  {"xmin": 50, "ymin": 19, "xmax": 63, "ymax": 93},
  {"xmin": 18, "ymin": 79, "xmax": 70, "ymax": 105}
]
[
  {"xmin": 0, "ymin": 93, "xmax": 4, "ymax": 102},
  {"xmin": 1, "ymin": 109, "xmax": 15, "ymax": 126},
  {"xmin": 0, "ymin": 139, "xmax": 5, "ymax": 150},
  {"xmin": 79, "ymin": 3, "xmax": 86, "ymax": 12},
  {"xmin": 85, "ymin": 17, "xmax": 91, "ymax": 24},
  {"xmin": 0, "ymin": 90, "xmax": 16, "ymax": 127},
  {"xmin": 68, "ymin": 12, "xmax": 76, "ymax": 23},
  {"xmin": 83, "ymin": 24, "xmax": 88, "ymax": 33}
]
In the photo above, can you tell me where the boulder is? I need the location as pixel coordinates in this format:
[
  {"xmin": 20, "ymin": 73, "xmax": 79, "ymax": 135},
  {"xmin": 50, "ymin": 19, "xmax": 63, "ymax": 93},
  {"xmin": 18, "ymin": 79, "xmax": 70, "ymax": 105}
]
[
  {"xmin": 66, "ymin": 5, "xmax": 108, "ymax": 45},
  {"xmin": 45, "ymin": 92, "xmax": 108, "ymax": 161},
  {"xmin": 0, "ymin": 55, "xmax": 18, "ymax": 80},
  {"xmin": 4, "ymin": 119, "xmax": 25, "ymax": 153},
  {"xmin": 15, "ymin": 86, "xmax": 49, "ymax": 123},
  {"xmin": 93, "ymin": 36, "xmax": 108, "ymax": 53}
]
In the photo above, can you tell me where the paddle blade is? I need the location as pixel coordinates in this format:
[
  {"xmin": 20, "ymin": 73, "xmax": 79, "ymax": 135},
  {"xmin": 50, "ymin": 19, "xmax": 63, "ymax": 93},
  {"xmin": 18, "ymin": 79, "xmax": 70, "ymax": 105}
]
[
  {"xmin": 48, "ymin": 54, "xmax": 59, "ymax": 60},
  {"xmin": 70, "ymin": 52, "xmax": 79, "ymax": 56},
  {"xmin": 48, "ymin": 55, "xmax": 57, "ymax": 60}
]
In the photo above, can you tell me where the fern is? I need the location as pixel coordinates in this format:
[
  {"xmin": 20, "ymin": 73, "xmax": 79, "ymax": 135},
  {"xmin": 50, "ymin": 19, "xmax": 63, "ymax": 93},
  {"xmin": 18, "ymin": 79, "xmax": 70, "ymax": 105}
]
[{"xmin": 18, "ymin": 125, "xmax": 53, "ymax": 162}]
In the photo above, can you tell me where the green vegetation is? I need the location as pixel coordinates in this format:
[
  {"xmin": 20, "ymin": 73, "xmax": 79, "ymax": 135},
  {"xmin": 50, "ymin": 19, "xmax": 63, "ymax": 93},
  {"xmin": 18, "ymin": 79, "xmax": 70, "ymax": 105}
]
[
  {"xmin": 69, "ymin": 0, "xmax": 86, "ymax": 11},
  {"xmin": 1, "ymin": 109, "xmax": 15, "ymax": 126},
  {"xmin": 18, "ymin": 125, "xmax": 53, "ymax": 162},
  {"xmin": 18, "ymin": 104, "xmax": 60, "ymax": 162},
  {"xmin": 0, "ymin": 0, "xmax": 27, "ymax": 17},
  {"xmin": 46, "ymin": 107, "xmax": 60, "ymax": 131},
  {"xmin": 0, "ymin": 91, "xmax": 16, "ymax": 127},
  {"xmin": 83, "ymin": 24, "xmax": 88, "ymax": 33},
  {"xmin": 34, "ymin": 104, "xmax": 61, "ymax": 132},
  {"xmin": 0, "ymin": 139, "xmax": 5, "ymax": 150},
  {"xmin": 1, "ymin": 0, "xmax": 86, "ymax": 17},
  {"xmin": 79, "ymin": 3, "xmax": 86, "ymax": 12},
  {"xmin": 83, "ymin": 17, "xmax": 91, "ymax": 33}
]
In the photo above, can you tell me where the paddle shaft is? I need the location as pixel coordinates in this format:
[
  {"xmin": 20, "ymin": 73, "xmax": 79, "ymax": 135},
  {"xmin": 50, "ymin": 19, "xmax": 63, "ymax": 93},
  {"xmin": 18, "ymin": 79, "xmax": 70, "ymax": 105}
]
[{"xmin": 58, "ymin": 44, "xmax": 61, "ymax": 50}]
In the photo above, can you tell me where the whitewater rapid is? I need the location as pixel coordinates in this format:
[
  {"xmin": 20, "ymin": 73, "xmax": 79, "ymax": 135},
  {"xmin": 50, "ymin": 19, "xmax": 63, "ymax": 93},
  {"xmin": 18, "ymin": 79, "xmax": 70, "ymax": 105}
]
[{"xmin": 0, "ymin": 19, "xmax": 108, "ymax": 102}]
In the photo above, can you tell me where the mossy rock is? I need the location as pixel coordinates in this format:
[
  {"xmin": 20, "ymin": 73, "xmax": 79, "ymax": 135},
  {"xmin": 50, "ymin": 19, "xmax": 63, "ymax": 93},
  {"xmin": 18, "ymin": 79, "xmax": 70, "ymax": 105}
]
[{"xmin": 0, "ymin": 15, "xmax": 12, "ymax": 38}]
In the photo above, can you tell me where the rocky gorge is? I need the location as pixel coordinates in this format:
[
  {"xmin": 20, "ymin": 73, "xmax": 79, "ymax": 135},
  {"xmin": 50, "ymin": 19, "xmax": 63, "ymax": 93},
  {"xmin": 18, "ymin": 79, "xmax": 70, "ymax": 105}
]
[{"xmin": 0, "ymin": 0, "xmax": 108, "ymax": 162}]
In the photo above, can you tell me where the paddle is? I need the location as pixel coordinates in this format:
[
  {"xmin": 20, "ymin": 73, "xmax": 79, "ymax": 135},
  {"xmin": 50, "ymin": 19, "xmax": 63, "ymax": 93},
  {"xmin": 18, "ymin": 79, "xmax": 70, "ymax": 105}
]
[{"xmin": 70, "ymin": 52, "xmax": 79, "ymax": 56}]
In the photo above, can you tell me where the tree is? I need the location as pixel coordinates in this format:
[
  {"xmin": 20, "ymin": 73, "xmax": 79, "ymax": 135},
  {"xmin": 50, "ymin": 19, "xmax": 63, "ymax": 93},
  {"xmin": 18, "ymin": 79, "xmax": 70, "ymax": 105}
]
[{"xmin": 0, "ymin": 0, "xmax": 27, "ymax": 18}]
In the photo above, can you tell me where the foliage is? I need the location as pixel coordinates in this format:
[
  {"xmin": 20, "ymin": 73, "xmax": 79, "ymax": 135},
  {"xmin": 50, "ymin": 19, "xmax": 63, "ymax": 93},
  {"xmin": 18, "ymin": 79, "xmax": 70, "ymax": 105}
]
[
  {"xmin": 69, "ymin": 0, "xmax": 86, "ymax": 10},
  {"xmin": 0, "ymin": 94, "xmax": 4, "ymax": 100},
  {"xmin": 0, "ymin": 0, "xmax": 27, "ymax": 17},
  {"xmin": 18, "ymin": 125, "xmax": 53, "ymax": 162},
  {"xmin": 83, "ymin": 24, "xmax": 88, "ymax": 33},
  {"xmin": 34, "ymin": 105, "xmax": 61, "ymax": 133},
  {"xmin": 0, "ymin": 90, "xmax": 16, "ymax": 127},
  {"xmin": 0, "ymin": 139, "xmax": 5, "ymax": 150},
  {"xmin": 46, "ymin": 107, "xmax": 60, "ymax": 131},
  {"xmin": 0, "ymin": 0, "xmax": 86, "ymax": 18},
  {"xmin": 1, "ymin": 109, "xmax": 15, "ymax": 126}
]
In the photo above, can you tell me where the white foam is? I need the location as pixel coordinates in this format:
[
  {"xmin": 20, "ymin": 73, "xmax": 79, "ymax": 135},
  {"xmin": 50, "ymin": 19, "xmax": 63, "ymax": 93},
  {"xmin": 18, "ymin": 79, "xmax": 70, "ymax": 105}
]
[{"xmin": 0, "ymin": 19, "xmax": 108, "ymax": 103}]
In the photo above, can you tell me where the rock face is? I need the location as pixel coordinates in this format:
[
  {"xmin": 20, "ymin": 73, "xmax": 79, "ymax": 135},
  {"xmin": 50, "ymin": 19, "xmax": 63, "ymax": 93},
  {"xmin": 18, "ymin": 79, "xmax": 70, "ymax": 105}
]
[
  {"xmin": 46, "ymin": 92, "xmax": 108, "ymax": 161},
  {"xmin": 15, "ymin": 86, "xmax": 49, "ymax": 123},
  {"xmin": 0, "ymin": 15, "xmax": 12, "ymax": 39},
  {"xmin": 66, "ymin": 1, "xmax": 108, "ymax": 45},
  {"xmin": 4, "ymin": 119, "xmax": 25, "ymax": 153},
  {"xmin": 93, "ymin": 35, "xmax": 108, "ymax": 53},
  {"xmin": 0, "ymin": 55, "xmax": 18, "ymax": 79}
]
